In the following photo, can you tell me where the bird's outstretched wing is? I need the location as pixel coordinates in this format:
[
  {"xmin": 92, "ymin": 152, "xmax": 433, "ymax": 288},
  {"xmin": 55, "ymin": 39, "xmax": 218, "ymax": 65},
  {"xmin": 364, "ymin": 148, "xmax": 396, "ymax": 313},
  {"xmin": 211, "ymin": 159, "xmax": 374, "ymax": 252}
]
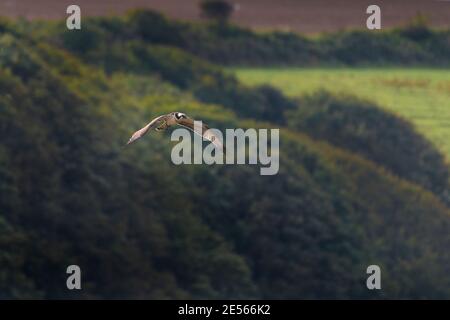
[
  {"xmin": 177, "ymin": 117, "xmax": 225, "ymax": 152},
  {"xmin": 127, "ymin": 114, "xmax": 168, "ymax": 145}
]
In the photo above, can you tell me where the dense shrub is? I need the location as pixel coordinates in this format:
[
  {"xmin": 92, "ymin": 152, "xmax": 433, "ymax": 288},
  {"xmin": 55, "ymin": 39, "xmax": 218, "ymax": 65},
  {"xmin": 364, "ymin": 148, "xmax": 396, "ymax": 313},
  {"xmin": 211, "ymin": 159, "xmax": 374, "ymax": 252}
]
[
  {"xmin": 200, "ymin": 0, "xmax": 234, "ymax": 23},
  {"xmin": 1, "ymin": 13, "xmax": 450, "ymax": 300},
  {"xmin": 127, "ymin": 10, "xmax": 185, "ymax": 45},
  {"xmin": 288, "ymin": 91, "xmax": 450, "ymax": 202},
  {"xmin": 31, "ymin": 9, "xmax": 450, "ymax": 67},
  {"xmin": 398, "ymin": 13, "xmax": 434, "ymax": 42},
  {"xmin": 322, "ymin": 31, "xmax": 431, "ymax": 65},
  {"xmin": 43, "ymin": 26, "xmax": 297, "ymax": 123}
]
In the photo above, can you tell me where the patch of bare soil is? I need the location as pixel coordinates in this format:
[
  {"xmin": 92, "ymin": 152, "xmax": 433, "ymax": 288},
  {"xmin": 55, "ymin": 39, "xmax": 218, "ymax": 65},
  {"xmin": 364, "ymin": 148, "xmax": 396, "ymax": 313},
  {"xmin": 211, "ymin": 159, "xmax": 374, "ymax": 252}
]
[{"xmin": 0, "ymin": 0, "xmax": 448, "ymax": 33}]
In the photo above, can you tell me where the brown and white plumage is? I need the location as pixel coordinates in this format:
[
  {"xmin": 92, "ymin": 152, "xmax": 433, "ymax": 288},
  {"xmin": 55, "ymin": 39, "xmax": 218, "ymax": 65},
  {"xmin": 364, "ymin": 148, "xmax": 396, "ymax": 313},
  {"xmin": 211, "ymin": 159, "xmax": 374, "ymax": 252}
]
[{"xmin": 126, "ymin": 112, "xmax": 224, "ymax": 152}]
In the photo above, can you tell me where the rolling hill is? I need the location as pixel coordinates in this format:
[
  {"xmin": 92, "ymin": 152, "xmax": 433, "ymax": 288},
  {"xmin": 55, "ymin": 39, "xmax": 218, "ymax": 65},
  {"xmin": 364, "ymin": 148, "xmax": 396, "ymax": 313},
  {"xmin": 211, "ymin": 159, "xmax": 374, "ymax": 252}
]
[{"xmin": 0, "ymin": 10, "xmax": 449, "ymax": 299}]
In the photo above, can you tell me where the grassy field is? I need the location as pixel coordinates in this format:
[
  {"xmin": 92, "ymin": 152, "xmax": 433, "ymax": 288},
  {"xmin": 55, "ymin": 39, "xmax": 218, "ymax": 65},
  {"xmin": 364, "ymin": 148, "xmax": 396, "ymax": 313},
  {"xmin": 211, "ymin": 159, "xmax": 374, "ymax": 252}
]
[{"xmin": 233, "ymin": 68, "xmax": 450, "ymax": 160}]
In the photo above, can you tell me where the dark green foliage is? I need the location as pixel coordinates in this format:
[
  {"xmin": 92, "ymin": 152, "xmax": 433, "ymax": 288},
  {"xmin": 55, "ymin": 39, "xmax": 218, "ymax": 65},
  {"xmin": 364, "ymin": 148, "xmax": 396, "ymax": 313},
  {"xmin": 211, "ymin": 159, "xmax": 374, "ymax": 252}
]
[
  {"xmin": 322, "ymin": 31, "xmax": 430, "ymax": 65},
  {"xmin": 0, "ymin": 35, "xmax": 256, "ymax": 299},
  {"xmin": 0, "ymin": 17, "xmax": 11, "ymax": 34},
  {"xmin": 1, "ymin": 13, "xmax": 450, "ymax": 299},
  {"xmin": 117, "ymin": 42, "xmax": 296, "ymax": 121},
  {"xmin": 183, "ymin": 24, "xmax": 449, "ymax": 66},
  {"xmin": 399, "ymin": 13, "xmax": 433, "ymax": 42},
  {"xmin": 128, "ymin": 10, "xmax": 185, "ymax": 45},
  {"xmin": 200, "ymin": 0, "xmax": 234, "ymax": 23},
  {"xmin": 0, "ymin": 217, "xmax": 41, "ymax": 299},
  {"xmin": 183, "ymin": 26, "xmax": 318, "ymax": 66},
  {"xmin": 38, "ymin": 19, "xmax": 296, "ymax": 123},
  {"xmin": 32, "ymin": 9, "xmax": 450, "ymax": 68},
  {"xmin": 288, "ymin": 91, "xmax": 450, "ymax": 203}
]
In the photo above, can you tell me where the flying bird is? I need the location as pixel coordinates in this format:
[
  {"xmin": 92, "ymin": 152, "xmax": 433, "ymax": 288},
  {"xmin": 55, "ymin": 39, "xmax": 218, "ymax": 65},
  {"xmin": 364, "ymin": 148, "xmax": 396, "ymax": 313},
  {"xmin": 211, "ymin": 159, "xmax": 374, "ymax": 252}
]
[{"xmin": 126, "ymin": 112, "xmax": 225, "ymax": 152}]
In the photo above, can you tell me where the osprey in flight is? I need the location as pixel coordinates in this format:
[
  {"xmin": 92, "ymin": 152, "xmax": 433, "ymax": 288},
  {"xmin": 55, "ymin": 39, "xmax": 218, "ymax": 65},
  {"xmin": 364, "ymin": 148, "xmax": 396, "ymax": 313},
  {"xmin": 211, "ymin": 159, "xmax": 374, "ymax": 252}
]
[{"xmin": 126, "ymin": 112, "xmax": 224, "ymax": 151}]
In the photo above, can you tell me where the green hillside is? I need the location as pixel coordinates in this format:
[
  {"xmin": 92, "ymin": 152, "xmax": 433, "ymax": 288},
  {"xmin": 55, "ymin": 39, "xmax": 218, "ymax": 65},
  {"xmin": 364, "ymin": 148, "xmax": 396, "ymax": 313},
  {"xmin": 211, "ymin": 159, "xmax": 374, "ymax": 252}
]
[
  {"xmin": 234, "ymin": 68, "xmax": 450, "ymax": 159},
  {"xmin": 25, "ymin": 9, "xmax": 450, "ymax": 68},
  {"xmin": 1, "ymin": 11, "xmax": 450, "ymax": 299}
]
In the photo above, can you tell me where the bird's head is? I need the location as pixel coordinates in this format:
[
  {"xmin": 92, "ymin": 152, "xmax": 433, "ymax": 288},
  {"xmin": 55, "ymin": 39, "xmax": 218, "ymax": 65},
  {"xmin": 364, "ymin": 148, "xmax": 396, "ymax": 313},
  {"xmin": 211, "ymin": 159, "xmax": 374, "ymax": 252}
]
[{"xmin": 174, "ymin": 112, "xmax": 187, "ymax": 120}]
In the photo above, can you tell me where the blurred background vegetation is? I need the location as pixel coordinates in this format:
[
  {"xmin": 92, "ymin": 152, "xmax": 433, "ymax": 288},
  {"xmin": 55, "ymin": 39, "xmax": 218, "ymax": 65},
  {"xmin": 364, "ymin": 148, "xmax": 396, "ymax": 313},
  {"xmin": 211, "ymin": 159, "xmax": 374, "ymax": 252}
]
[{"xmin": 0, "ymin": 3, "xmax": 449, "ymax": 299}]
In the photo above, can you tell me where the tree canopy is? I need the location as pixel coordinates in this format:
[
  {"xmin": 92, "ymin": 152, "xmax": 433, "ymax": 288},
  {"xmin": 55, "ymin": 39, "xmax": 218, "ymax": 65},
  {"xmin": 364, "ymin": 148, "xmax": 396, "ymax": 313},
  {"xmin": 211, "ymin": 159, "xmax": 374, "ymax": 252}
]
[{"xmin": 0, "ymin": 10, "xmax": 449, "ymax": 299}]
